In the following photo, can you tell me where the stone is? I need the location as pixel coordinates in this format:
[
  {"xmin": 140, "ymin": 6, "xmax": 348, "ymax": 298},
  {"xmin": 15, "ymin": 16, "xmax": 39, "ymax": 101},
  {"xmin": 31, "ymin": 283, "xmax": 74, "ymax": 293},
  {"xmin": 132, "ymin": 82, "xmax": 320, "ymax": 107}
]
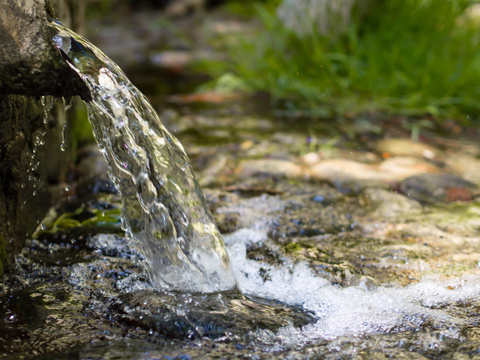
[
  {"xmin": 198, "ymin": 154, "xmax": 228, "ymax": 187},
  {"xmin": 360, "ymin": 188, "xmax": 422, "ymax": 219},
  {"xmin": 444, "ymin": 153, "xmax": 480, "ymax": 186},
  {"xmin": 400, "ymin": 174, "xmax": 478, "ymax": 203},
  {"xmin": 0, "ymin": 0, "xmax": 86, "ymax": 277},
  {"xmin": 373, "ymin": 138, "xmax": 438, "ymax": 159},
  {"xmin": 309, "ymin": 157, "xmax": 441, "ymax": 194},
  {"xmin": 0, "ymin": 0, "xmax": 90, "ymax": 100},
  {"xmin": 378, "ymin": 156, "xmax": 440, "ymax": 180},
  {"xmin": 236, "ymin": 159, "xmax": 303, "ymax": 179},
  {"xmin": 75, "ymin": 144, "xmax": 109, "ymax": 179},
  {"xmin": 309, "ymin": 159, "xmax": 389, "ymax": 194}
]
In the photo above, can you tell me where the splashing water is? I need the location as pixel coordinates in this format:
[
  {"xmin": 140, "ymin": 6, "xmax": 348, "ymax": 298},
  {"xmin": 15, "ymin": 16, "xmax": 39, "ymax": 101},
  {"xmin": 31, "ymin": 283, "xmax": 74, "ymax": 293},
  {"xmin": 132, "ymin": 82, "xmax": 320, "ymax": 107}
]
[{"xmin": 48, "ymin": 21, "xmax": 236, "ymax": 292}]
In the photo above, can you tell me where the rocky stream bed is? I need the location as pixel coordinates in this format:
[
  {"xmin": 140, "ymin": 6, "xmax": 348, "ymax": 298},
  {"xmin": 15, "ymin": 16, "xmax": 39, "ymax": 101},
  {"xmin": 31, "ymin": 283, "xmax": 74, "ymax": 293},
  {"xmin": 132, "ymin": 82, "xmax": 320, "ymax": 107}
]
[
  {"xmin": 3, "ymin": 4, "xmax": 480, "ymax": 359},
  {"xmin": 3, "ymin": 102, "xmax": 480, "ymax": 359}
]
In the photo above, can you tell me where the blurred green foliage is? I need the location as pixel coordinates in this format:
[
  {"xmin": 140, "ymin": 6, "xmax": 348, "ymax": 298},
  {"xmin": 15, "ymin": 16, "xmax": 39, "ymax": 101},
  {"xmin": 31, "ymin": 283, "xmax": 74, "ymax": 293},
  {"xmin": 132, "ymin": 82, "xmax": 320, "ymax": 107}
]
[{"xmin": 204, "ymin": 0, "xmax": 480, "ymax": 119}]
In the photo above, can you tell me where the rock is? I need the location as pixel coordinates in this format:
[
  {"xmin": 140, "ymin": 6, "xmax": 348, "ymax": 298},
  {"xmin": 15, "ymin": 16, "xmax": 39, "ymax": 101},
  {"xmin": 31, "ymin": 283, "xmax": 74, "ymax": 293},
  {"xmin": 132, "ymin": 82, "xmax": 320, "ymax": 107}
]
[
  {"xmin": 75, "ymin": 144, "xmax": 109, "ymax": 179},
  {"xmin": 374, "ymin": 138, "xmax": 438, "ymax": 159},
  {"xmin": 400, "ymin": 174, "xmax": 478, "ymax": 203},
  {"xmin": 198, "ymin": 155, "xmax": 228, "ymax": 187},
  {"xmin": 444, "ymin": 153, "xmax": 480, "ymax": 185},
  {"xmin": 378, "ymin": 156, "xmax": 440, "ymax": 180},
  {"xmin": 74, "ymin": 175, "xmax": 117, "ymax": 197},
  {"xmin": 301, "ymin": 152, "xmax": 321, "ymax": 165},
  {"xmin": 236, "ymin": 159, "xmax": 303, "ymax": 179},
  {"xmin": 0, "ymin": 0, "xmax": 86, "ymax": 277},
  {"xmin": 360, "ymin": 188, "xmax": 422, "ymax": 219},
  {"xmin": 0, "ymin": 0, "xmax": 90, "ymax": 99},
  {"xmin": 116, "ymin": 290, "xmax": 315, "ymax": 340},
  {"xmin": 270, "ymin": 199, "xmax": 358, "ymax": 242},
  {"xmin": 309, "ymin": 159, "xmax": 389, "ymax": 194},
  {"xmin": 309, "ymin": 157, "xmax": 441, "ymax": 194}
]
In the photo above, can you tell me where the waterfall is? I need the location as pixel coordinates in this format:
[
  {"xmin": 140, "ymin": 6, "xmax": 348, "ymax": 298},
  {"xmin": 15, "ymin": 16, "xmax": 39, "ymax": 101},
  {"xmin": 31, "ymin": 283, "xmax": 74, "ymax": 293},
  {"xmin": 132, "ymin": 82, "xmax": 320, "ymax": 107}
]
[{"xmin": 48, "ymin": 21, "xmax": 236, "ymax": 292}]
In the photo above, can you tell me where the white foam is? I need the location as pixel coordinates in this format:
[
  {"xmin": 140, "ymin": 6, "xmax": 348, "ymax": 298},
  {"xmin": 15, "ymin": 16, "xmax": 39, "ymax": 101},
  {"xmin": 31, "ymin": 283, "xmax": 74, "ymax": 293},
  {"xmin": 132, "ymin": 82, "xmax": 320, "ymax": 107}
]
[{"xmin": 224, "ymin": 229, "xmax": 480, "ymax": 346}]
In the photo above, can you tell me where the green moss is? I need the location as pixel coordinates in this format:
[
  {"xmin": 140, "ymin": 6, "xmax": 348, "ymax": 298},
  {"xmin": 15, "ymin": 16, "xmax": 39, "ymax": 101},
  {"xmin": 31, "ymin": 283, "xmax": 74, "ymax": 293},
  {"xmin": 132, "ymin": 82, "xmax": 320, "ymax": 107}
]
[{"xmin": 35, "ymin": 207, "xmax": 123, "ymax": 240}]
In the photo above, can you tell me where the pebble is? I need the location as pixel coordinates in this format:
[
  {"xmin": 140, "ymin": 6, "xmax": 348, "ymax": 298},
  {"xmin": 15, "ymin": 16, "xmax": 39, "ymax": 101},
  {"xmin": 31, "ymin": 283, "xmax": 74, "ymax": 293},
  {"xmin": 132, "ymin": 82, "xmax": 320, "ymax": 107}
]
[
  {"xmin": 400, "ymin": 173, "xmax": 478, "ymax": 203},
  {"xmin": 236, "ymin": 159, "xmax": 303, "ymax": 179},
  {"xmin": 374, "ymin": 138, "xmax": 438, "ymax": 159}
]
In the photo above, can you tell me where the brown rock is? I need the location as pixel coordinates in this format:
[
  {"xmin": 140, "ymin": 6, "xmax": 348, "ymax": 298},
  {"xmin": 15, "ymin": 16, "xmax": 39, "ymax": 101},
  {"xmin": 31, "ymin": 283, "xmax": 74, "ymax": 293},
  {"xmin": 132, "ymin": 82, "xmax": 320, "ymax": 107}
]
[
  {"xmin": 379, "ymin": 157, "xmax": 440, "ymax": 180},
  {"xmin": 374, "ymin": 139, "xmax": 438, "ymax": 159},
  {"xmin": 236, "ymin": 159, "xmax": 303, "ymax": 179},
  {"xmin": 401, "ymin": 174, "xmax": 478, "ymax": 203}
]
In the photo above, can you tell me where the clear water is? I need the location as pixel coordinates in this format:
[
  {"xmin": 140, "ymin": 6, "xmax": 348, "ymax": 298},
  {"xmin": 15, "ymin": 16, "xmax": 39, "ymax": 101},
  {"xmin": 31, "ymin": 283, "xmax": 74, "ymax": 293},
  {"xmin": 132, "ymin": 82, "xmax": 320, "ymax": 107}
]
[{"xmin": 48, "ymin": 21, "xmax": 236, "ymax": 292}]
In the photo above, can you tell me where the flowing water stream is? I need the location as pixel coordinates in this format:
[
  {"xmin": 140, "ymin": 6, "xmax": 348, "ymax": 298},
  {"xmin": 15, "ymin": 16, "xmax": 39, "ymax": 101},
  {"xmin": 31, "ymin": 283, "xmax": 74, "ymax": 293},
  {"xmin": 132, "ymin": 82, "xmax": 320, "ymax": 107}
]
[
  {"xmin": 3, "ymin": 20, "xmax": 480, "ymax": 359},
  {"xmin": 48, "ymin": 21, "xmax": 236, "ymax": 293}
]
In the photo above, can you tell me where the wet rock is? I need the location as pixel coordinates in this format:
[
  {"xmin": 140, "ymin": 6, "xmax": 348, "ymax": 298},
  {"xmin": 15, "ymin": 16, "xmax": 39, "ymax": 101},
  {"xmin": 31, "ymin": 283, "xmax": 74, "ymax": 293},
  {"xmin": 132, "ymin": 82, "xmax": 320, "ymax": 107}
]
[
  {"xmin": 75, "ymin": 143, "xmax": 109, "ymax": 179},
  {"xmin": 400, "ymin": 174, "xmax": 478, "ymax": 203},
  {"xmin": 309, "ymin": 159, "xmax": 389, "ymax": 194},
  {"xmin": 310, "ymin": 157, "xmax": 442, "ymax": 195},
  {"xmin": 379, "ymin": 157, "xmax": 440, "ymax": 180},
  {"xmin": 360, "ymin": 188, "xmax": 422, "ymax": 219},
  {"xmin": 281, "ymin": 241, "xmax": 356, "ymax": 282},
  {"xmin": 74, "ymin": 175, "xmax": 117, "ymax": 197},
  {"xmin": 198, "ymin": 154, "xmax": 228, "ymax": 187},
  {"xmin": 114, "ymin": 290, "xmax": 315, "ymax": 340},
  {"xmin": 214, "ymin": 212, "xmax": 240, "ymax": 234},
  {"xmin": 444, "ymin": 153, "xmax": 480, "ymax": 185},
  {"xmin": 236, "ymin": 159, "xmax": 303, "ymax": 179},
  {"xmin": 204, "ymin": 189, "xmax": 241, "ymax": 212},
  {"xmin": 374, "ymin": 138, "xmax": 438, "ymax": 159},
  {"xmin": 284, "ymin": 187, "xmax": 345, "ymax": 206},
  {"xmin": 270, "ymin": 202, "xmax": 357, "ymax": 242}
]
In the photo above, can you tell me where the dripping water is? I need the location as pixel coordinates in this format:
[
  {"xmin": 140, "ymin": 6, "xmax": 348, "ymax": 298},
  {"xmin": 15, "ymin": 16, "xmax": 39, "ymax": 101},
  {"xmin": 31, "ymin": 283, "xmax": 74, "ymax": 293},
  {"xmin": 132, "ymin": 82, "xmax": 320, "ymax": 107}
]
[{"xmin": 48, "ymin": 21, "xmax": 236, "ymax": 292}]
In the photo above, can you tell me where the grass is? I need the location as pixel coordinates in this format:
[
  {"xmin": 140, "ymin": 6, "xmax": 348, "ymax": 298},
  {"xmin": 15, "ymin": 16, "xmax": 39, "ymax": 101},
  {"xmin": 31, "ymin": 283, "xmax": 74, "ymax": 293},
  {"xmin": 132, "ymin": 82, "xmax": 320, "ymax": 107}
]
[{"xmin": 202, "ymin": 0, "xmax": 480, "ymax": 120}]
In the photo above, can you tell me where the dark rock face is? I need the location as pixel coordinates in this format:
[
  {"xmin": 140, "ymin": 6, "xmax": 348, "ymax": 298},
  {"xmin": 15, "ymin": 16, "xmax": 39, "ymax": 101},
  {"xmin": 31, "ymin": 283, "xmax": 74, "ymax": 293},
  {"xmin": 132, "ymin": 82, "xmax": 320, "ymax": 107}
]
[
  {"xmin": 0, "ymin": 96, "xmax": 51, "ymax": 276},
  {"xmin": 0, "ymin": 0, "xmax": 90, "ymax": 100},
  {"xmin": 0, "ymin": 0, "xmax": 86, "ymax": 277}
]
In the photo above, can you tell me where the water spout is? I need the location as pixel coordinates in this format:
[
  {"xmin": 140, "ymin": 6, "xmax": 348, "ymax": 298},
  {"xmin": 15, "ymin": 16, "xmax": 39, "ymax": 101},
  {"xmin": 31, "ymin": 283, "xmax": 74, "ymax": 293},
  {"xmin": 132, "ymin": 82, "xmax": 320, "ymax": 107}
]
[{"xmin": 48, "ymin": 21, "xmax": 236, "ymax": 292}]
